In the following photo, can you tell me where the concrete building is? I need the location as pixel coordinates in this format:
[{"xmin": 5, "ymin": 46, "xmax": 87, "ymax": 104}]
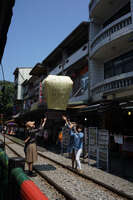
[
  {"xmin": 89, "ymin": 0, "xmax": 133, "ymax": 103},
  {"xmin": 19, "ymin": 22, "xmax": 89, "ymax": 124},
  {"xmin": 41, "ymin": 21, "xmax": 89, "ymax": 123},
  {"xmin": 88, "ymin": 0, "xmax": 133, "ymax": 173},
  {"xmin": 13, "ymin": 67, "xmax": 32, "ymax": 114},
  {"xmin": 13, "ymin": 67, "xmax": 32, "ymax": 100},
  {"xmin": 88, "ymin": 0, "xmax": 133, "ymax": 131},
  {"xmin": 21, "ymin": 63, "xmax": 47, "ymax": 118}
]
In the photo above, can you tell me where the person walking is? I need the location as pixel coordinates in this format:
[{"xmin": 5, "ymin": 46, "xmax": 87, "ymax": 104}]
[
  {"xmin": 25, "ymin": 117, "xmax": 47, "ymax": 177},
  {"xmin": 73, "ymin": 124, "xmax": 84, "ymax": 172},
  {"xmin": 63, "ymin": 116, "xmax": 84, "ymax": 171}
]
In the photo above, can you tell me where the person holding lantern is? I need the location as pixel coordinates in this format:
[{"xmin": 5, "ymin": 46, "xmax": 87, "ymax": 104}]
[{"xmin": 62, "ymin": 115, "xmax": 84, "ymax": 171}]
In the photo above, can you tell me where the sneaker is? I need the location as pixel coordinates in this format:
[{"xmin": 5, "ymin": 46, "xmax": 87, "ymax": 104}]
[
  {"xmin": 77, "ymin": 169, "xmax": 83, "ymax": 173},
  {"xmin": 28, "ymin": 171, "xmax": 37, "ymax": 177}
]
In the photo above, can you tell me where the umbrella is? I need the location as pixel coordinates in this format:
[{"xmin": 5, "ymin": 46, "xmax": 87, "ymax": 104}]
[{"xmin": 7, "ymin": 122, "xmax": 17, "ymax": 126}]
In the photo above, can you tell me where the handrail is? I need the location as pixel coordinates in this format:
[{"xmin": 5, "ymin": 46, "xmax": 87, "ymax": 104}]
[
  {"xmin": 92, "ymin": 76, "xmax": 133, "ymax": 96},
  {"xmin": 91, "ymin": 13, "xmax": 132, "ymax": 50}
]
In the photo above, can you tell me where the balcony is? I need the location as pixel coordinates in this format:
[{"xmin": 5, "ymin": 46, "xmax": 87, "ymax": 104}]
[
  {"xmin": 89, "ymin": 0, "xmax": 127, "ymax": 21},
  {"xmin": 90, "ymin": 13, "xmax": 132, "ymax": 59},
  {"xmin": 91, "ymin": 72, "xmax": 133, "ymax": 100},
  {"xmin": 89, "ymin": 0, "xmax": 99, "ymax": 16},
  {"xmin": 50, "ymin": 43, "xmax": 88, "ymax": 75}
]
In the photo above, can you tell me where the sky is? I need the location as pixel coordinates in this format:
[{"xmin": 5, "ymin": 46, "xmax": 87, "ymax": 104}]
[{"xmin": 1, "ymin": 0, "xmax": 89, "ymax": 82}]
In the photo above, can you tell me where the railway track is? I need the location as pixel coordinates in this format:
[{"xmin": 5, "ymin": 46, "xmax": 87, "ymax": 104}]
[{"xmin": 0, "ymin": 134, "xmax": 131, "ymax": 200}]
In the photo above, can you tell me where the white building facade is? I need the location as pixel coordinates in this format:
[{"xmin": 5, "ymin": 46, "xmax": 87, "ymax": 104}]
[{"xmin": 13, "ymin": 67, "xmax": 32, "ymax": 100}]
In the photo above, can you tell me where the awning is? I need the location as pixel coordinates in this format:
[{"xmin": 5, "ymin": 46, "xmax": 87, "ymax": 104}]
[
  {"xmin": 68, "ymin": 104, "xmax": 88, "ymax": 109},
  {"xmin": 6, "ymin": 119, "xmax": 15, "ymax": 123},
  {"xmin": 79, "ymin": 103, "xmax": 101, "ymax": 112},
  {"xmin": 67, "ymin": 100, "xmax": 88, "ymax": 109}
]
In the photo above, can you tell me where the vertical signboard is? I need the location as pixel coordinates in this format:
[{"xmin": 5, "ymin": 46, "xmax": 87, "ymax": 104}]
[
  {"xmin": 88, "ymin": 127, "xmax": 98, "ymax": 166},
  {"xmin": 98, "ymin": 129, "xmax": 109, "ymax": 171}
]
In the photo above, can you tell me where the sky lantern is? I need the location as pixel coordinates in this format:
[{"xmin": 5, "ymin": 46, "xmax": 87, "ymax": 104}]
[{"xmin": 42, "ymin": 75, "xmax": 73, "ymax": 111}]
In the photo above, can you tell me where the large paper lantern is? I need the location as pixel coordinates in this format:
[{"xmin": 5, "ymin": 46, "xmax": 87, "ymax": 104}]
[{"xmin": 42, "ymin": 75, "xmax": 73, "ymax": 111}]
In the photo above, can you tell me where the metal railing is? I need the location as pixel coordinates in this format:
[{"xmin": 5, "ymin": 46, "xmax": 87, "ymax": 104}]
[
  {"xmin": 92, "ymin": 76, "xmax": 133, "ymax": 96},
  {"xmin": 91, "ymin": 14, "xmax": 132, "ymax": 51}
]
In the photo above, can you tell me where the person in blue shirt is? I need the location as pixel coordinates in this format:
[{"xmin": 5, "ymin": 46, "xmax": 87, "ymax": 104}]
[
  {"xmin": 62, "ymin": 116, "xmax": 84, "ymax": 171},
  {"xmin": 71, "ymin": 124, "xmax": 84, "ymax": 171}
]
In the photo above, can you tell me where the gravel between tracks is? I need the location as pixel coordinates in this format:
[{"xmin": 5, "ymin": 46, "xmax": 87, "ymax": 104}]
[
  {"xmin": 1, "ymin": 135, "xmax": 133, "ymax": 200},
  {"xmin": 5, "ymin": 145, "xmax": 66, "ymax": 200}
]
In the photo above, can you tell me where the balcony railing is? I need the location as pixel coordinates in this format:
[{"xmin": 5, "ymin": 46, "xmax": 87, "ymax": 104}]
[
  {"xmin": 92, "ymin": 75, "xmax": 133, "ymax": 96},
  {"xmin": 50, "ymin": 42, "xmax": 88, "ymax": 75},
  {"xmin": 90, "ymin": 13, "xmax": 132, "ymax": 52}
]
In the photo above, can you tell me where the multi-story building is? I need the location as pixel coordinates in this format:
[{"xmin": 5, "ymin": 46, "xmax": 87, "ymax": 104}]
[
  {"xmin": 21, "ymin": 63, "xmax": 48, "ymax": 120},
  {"xmin": 41, "ymin": 21, "xmax": 89, "ymax": 123},
  {"xmin": 19, "ymin": 22, "xmax": 89, "ymax": 124},
  {"xmin": 13, "ymin": 67, "xmax": 32, "ymax": 114},
  {"xmin": 14, "ymin": 22, "xmax": 89, "ymax": 145},
  {"xmin": 88, "ymin": 0, "xmax": 133, "ymax": 132},
  {"xmin": 88, "ymin": 0, "xmax": 133, "ymax": 172},
  {"xmin": 89, "ymin": 0, "xmax": 133, "ymax": 101}
]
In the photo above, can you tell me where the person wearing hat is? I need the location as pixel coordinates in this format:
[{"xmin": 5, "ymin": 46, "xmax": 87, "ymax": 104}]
[{"xmin": 25, "ymin": 117, "xmax": 47, "ymax": 177}]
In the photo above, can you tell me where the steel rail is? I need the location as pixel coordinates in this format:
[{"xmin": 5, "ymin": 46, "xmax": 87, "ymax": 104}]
[
  {"xmin": 3, "ymin": 139, "xmax": 77, "ymax": 200},
  {"xmin": 3, "ymin": 135, "xmax": 133, "ymax": 200}
]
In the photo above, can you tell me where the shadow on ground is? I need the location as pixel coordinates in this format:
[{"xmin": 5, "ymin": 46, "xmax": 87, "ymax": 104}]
[{"xmin": 34, "ymin": 164, "xmax": 56, "ymax": 171}]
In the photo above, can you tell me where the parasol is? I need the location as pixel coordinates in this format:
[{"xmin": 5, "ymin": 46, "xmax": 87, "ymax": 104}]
[{"xmin": 7, "ymin": 122, "xmax": 17, "ymax": 126}]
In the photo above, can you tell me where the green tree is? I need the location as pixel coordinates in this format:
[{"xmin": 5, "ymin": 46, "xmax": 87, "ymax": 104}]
[{"xmin": 0, "ymin": 81, "xmax": 15, "ymax": 121}]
